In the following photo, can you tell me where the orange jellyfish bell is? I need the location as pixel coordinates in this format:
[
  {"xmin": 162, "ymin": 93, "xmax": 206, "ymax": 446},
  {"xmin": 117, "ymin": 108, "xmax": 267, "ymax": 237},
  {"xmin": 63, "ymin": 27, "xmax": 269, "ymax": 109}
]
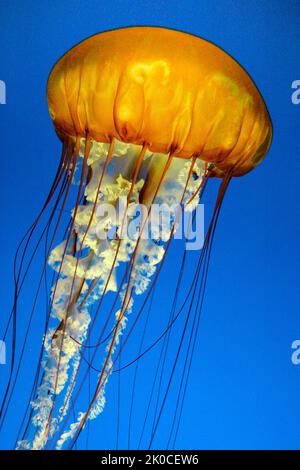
[{"xmin": 47, "ymin": 26, "xmax": 272, "ymax": 177}]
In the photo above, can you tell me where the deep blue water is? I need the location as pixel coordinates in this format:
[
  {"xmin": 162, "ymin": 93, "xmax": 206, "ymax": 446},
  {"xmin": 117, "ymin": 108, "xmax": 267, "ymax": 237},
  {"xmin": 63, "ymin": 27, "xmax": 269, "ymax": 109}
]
[{"xmin": 0, "ymin": 0, "xmax": 300, "ymax": 450}]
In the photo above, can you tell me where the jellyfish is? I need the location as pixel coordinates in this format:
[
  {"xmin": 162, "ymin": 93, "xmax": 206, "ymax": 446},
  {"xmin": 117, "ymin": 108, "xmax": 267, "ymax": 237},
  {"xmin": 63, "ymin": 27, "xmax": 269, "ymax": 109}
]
[{"xmin": 0, "ymin": 27, "xmax": 272, "ymax": 450}]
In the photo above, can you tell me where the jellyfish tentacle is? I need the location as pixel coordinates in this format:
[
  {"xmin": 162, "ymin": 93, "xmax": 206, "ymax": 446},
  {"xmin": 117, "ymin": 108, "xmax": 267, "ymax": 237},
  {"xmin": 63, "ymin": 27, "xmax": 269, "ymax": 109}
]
[
  {"xmin": 19, "ymin": 140, "xmax": 148, "ymax": 448},
  {"xmin": 49, "ymin": 151, "xmax": 171, "ymax": 448},
  {"xmin": 46, "ymin": 144, "xmax": 149, "ymax": 446},
  {"xmin": 114, "ymin": 173, "xmax": 209, "ymax": 375},
  {"xmin": 1, "ymin": 141, "xmax": 77, "ymax": 440},
  {"xmin": 17, "ymin": 140, "xmax": 206, "ymax": 451},
  {"xmin": 0, "ymin": 168, "xmax": 72, "ymax": 433},
  {"xmin": 148, "ymin": 173, "xmax": 232, "ymax": 448},
  {"xmin": 0, "ymin": 142, "xmax": 71, "ymax": 427},
  {"xmin": 48, "ymin": 145, "xmax": 149, "ymax": 448},
  {"xmin": 43, "ymin": 140, "xmax": 117, "ymax": 440},
  {"xmin": 55, "ymin": 153, "xmax": 201, "ymax": 450},
  {"xmin": 115, "ymin": 157, "xmax": 199, "ymax": 445},
  {"xmin": 14, "ymin": 150, "xmax": 80, "ymax": 446},
  {"xmin": 13, "ymin": 169, "xmax": 75, "ymax": 446},
  {"xmin": 43, "ymin": 137, "xmax": 91, "ymax": 430},
  {"xmin": 17, "ymin": 139, "xmax": 84, "ymax": 449},
  {"xmin": 169, "ymin": 174, "xmax": 232, "ymax": 449}
]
